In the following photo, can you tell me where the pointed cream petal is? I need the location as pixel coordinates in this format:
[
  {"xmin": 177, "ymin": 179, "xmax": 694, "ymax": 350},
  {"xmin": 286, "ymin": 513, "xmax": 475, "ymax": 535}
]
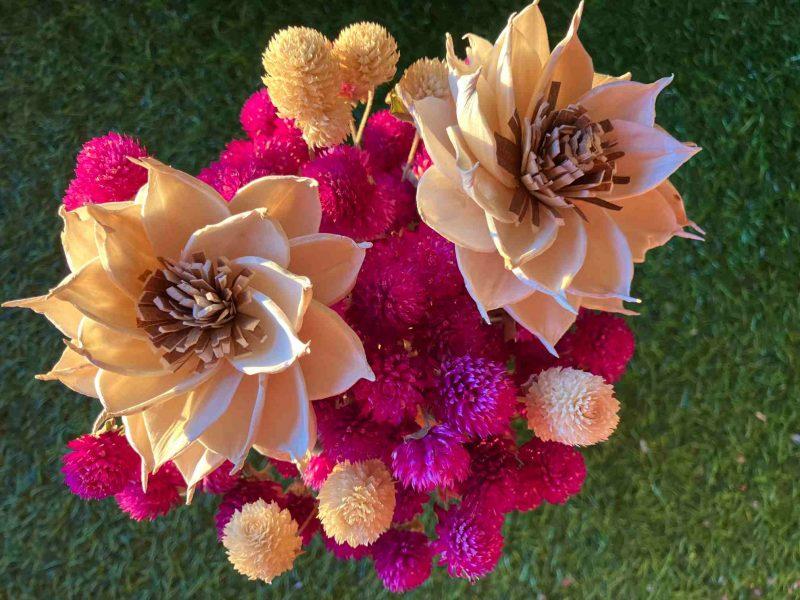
[
  {"xmin": 171, "ymin": 442, "xmax": 226, "ymax": 488},
  {"xmin": 416, "ymin": 167, "xmax": 495, "ymax": 253},
  {"xmin": 2, "ymin": 293, "xmax": 84, "ymax": 339},
  {"xmin": 253, "ymin": 363, "xmax": 316, "ymax": 461},
  {"xmin": 230, "ymin": 257, "xmax": 312, "ymax": 329},
  {"xmin": 288, "ymin": 234, "xmax": 366, "ymax": 306},
  {"xmin": 455, "ymin": 68, "xmax": 516, "ymax": 187},
  {"xmin": 35, "ymin": 344, "xmax": 99, "ymax": 397},
  {"xmin": 456, "ymin": 245, "xmax": 535, "ymax": 320},
  {"xmin": 509, "ymin": 2, "xmax": 548, "ymax": 119},
  {"xmin": 578, "ymin": 76, "xmax": 673, "ymax": 128},
  {"xmin": 529, "ymin": 1, "xmax": 593, "ymax": 114},
  {"xmin": 486, "ymin": 208, "xmax": 558, "ymax": 267},
  {"xmin": 505, "ymin": 291, "xmax": 581, "ymax": 355},
  {"xmin": 96, "ymin": 362, "xmax": 218, "ymax": 416},
  {"xmin": 493, "ymin": 14, "xmax": 517, "ymax": 138},
  {"xmin": 135, "ymin": 157, "xmax": 230, "ymax": 259},
  {"xmin": 581, "ymin": 296, "xmax": 640, "ymax": 316},
  {"xmin": 122, "ymin": 413, "xmax": 155, "ymax": 486},
  {"xmin": 229, "ymin": 291, "xmax": 308, "ymax": 376},
  {"xmin": 228, "ymin": 176, "xmax": 321, "ymax": 239},
  {"xmin": 198, "ymin": 374, "xmax": 266, "ymax": 467},
  {"xmin": 569, "ymin": 206, "xmax": 635, "ymax": 301},
  {"xmin": 447, "ymin": 126, "xmax": 518, "ymax": 223},
  {"xmin": 602, "ymin": 119, "xmax": 700, "ymax": 200},
  {"xmin": 181, "ymin": 209, "xmax": 290, "ymax": 267},
  {"xmin": 464, "ymin": 33, "xmax": 493, "ymax": 67},
  {"xmin": 411, "ymin": 97, "xmax": 460, "ymax": 184},
  {"xmin": 142, "ymin": 362, "xmax": 243, "ymax": 469},
  {"xmin": 60, "ymin": 205, "xmax": 99, "ymax": 273},
  {"xmin": 592, "ymin": 71, "xmax": 632, "ymax": 87},
  {"xmin": 658, "ymin": 180, "xmax": 705, "ymax": 238},
  {"xmin": 48, "ymin": 257, "xmax": 141, "ymax": 336},
  {"xmin": 609, "ymin": 186, "xmax": 683, "ymax": 262},
  {"xmin": 87, "ymin": 202, "xmax": 156, "ymax": 300},
  {"xmin": 298, "ymin": 300, "xmax": 373, "ymax": 401},
  {"xmin": 75, "ymin": 318, "xmax": 167, "ymax": 375},
  {"xmin": 513, "ymin": 208, "xmax": 588, "ymax": 297}
]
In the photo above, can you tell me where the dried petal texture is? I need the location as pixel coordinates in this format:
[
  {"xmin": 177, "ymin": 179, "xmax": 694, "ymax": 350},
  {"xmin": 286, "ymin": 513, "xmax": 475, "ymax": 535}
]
[
  {"xmin": 372, "ymin": 529, "xmax": 433, "ymax": 593},
  {"xmin": 317, "ymin": 459, "xmax": 396, "ymax": 547},
  {"xmin": 414, "ymin": 1, "xmax": 700, "ymax": 351},
  {"xmin": 222, "ymin": 499, "xmax": 302, "ymax": 583},
  {"xmin": 5, "ymin": 161, "xmax": 371, "ymax": 486},
  {"xmin": 396, "ymin": 58, "xmax": 450, "ymax": 106},
  {"xmin": 334, "ymin": 22, "xmax": 398, "ymax": 101},
  {"xmin": 262, "ymin": 27, "xmax": 352, "ymax": 147},
  {"xmin": 525, "ymin": 366, "xmax": 620, "ymax": 445}
]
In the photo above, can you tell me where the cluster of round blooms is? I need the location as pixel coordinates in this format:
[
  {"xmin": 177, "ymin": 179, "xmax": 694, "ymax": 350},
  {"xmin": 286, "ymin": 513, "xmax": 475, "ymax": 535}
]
[{"xmin": 58, "ymin": 93, "xmax": 636, "ymax": 592}]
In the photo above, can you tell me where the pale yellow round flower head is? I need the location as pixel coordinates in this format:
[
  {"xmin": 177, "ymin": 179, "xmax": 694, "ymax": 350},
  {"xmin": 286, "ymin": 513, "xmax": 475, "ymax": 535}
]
[
  {"xmin": 317, "ymin": 459, "xmax": 395, "ymax": 547},
  {"xmin": 525, "ymin": 366, "xmax": 620, "ymax": 446},
  {"xmin": 334, "ymin": 22, "xmax": 399, "ymax": 101},
  {"xmin": 222, "ymin": 499, "xmax": 302, "ymax": 583},
  {"xmin": 397, "ymin": 57, "xmax": 450, "ymax": 104},
  {"xmin": 262, "ymin": 26, "xmax": 352, "ymax": 147}
]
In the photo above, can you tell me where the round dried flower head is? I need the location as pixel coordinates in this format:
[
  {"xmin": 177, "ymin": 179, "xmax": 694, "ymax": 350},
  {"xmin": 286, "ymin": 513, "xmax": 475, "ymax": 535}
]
[
  {"xmin": 222, "ymin": 499, "xmax": 302, "ymax": 583},
  {"xmin": 334, "ymin": 22, "xmax": 398, "ymax": 101},
  {"xmin": 317, "ymin": 459, "xmax": 396, "ymax": 547},
  {"xmin": 262, "ymin": 26, "xmax": 351, "ymax": 147},
  {"xmin": 61, "ymin": 431, "xmax": 139, "ymax": 500},
  {"xmin": 525, "ymin": 367, "xmax": 620, "ymax": 446},
  {"xmin": 397, "ymin": 58, "xmax": 449, "ymax": 105}
]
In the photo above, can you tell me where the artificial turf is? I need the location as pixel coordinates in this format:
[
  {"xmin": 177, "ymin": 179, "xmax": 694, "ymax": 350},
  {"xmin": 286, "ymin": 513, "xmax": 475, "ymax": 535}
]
[{"xmin": 1, "ymin": 0, "xmax": 799, "ymax": 597}]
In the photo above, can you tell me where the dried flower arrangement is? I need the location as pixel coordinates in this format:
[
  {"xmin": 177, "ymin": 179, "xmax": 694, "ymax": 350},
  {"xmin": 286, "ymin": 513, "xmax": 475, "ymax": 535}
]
[{"xmin": 4, "ymin": 1, "xmax": 701, "ymax": 592}]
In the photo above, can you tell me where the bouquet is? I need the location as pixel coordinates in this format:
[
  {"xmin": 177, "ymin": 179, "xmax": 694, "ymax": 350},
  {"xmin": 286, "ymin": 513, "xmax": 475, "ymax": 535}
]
[{"xmin": 4, "ymin": 1, "xmax": 702, "ymax": 592}]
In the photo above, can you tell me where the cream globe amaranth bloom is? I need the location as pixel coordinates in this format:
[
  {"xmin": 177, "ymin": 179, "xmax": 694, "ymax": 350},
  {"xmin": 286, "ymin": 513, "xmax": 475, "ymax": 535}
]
[
  {"xmin": 5, "ymin": 158, "xmax": 374, "ymax": 490},
  {"xmin": 412, "ymin": 0, "xmax": 703, "ymax": 354}
]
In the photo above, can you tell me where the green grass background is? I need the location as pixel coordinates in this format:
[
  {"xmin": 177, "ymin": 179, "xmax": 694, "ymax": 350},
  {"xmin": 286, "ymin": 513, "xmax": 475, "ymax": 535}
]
[{"xmin": 2, "ymin": 0, "xmax": 799, "ymax": 597}]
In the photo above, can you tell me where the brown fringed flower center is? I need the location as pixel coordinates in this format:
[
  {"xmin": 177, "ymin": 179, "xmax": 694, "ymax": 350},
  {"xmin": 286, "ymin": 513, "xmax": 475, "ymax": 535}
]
[
  {"xmin": 495, "ymin": 82, "xmax": 628, "ymax": 226},
  {"xmin": 136, "ymin": 253, "xmax": 266, "ymax": 371}
]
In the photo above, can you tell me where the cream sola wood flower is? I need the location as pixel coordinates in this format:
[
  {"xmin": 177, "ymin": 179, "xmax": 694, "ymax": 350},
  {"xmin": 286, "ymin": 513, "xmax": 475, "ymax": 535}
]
[
  {"xmin": 4, "ymin": 160, "xmax": 374, "ymax": 490},
  {"xmin": 412, "ymin": 1, "xmax": 704, "ymax": 354}
]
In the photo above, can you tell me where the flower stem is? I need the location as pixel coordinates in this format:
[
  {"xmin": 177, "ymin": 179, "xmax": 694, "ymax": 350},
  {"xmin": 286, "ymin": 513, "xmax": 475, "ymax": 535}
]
[
  {"xmin": 354, "ymin": 89, "xmax": 375, "ymax": 146},
  {"xmin": 402, "ymin": 131, "xmax": 421, "ymax": 181}
]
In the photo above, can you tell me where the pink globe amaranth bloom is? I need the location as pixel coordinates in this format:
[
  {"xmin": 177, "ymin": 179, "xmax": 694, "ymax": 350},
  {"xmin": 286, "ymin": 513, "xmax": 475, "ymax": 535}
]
[
  {"xmin": 302, "ymin": 452, "xmax": 336, "ymax": 491},
  {"xmin": 350, "ymin": 255, "xmax": 428, "ymax": 341},
  {"xmin": 408, "ymin": 224, "xmax": 464, "ymax": 301},
  {"xmin": 433, "ymin": 502, "xmax": 504, "ymax": 581},
  {"xmin": 392, "ymin": 485, "xmax": 428, "ymax": 524},
  {"xmin": 115, "ymin": 462, "xmax": 183, "ymax": 521},
  {"xmin": 239, "ymin": 88, "xmax": 278, "ymax": 139},
  {"xmin": 425, "ymin": 294, "xmax": 506, "ymax": 362},
  {"xmin": 201, "ymin": 460, "xmax": 239, "ymax": 495},
  {"xmin": 63, "ymin": 132, "xmax": 148, "ymax": 209},
  {"xmin": 253, "ymin": 132, "xmax": 310, "ymax": 175},
  {"xmin": 280, "ymin": 492, "xmax": 319, "ymax": 546},
  {"xmin": 301, "ymin": 145, "xmax": 395, "ymax": 241},
  {"xmin": 314, "ymin": 398, "xmax": 400, "ymax": 463},
  {"xmin": 197, "ymin": 158, "xmax": 270, "ymax": 201},
  {"xmin": 218, "ymin": 138, "xmax": 256, "ymax": 165},
  {"xmin": 61, "ymin": 431, "xmax": 139, "ymax": 500},
  {"xmin": 557, "ymin": 310, "xmax": 635, "ymax": 384},
  {"xmin": 374, "ymin": 171, "xmax": 416, "ymax": 231},
  {"xmin": 392, "ymin": 425, "xmax": 470, "ymax": 493},
  {"xmin": 434, "ymin": 355, "xmax": 517, "ymax": 438},
  {"xmin": 412, "ymin": 142, "xmax": 432, "ymax": 179},
  {"xmin": 353, "ymin": 348, "xmax": 427, "ymax": 426},
  {"xmin": 459, "ymin": 436, "xmax": 518, "ymax": 515},
  {"xmin": 517, "ymin": 437, "xmax": 586, "ymax": 505},
  {"xmin": 372, "ymin": 529, "xmax": 433, "ymax": 593},
  {"xmin": 361, "ymin": 110, "xmax": 416, "ymax": 173},
  {"xmin": 214, "ymin": 478, "xmax": 283, "ymax": 539},
  {"xmin": 62, "ymin": 177, "xmax": 95, "ymax": 211},
  {"xmin": 323, "ymin": 533, "xmax": 372, "ymax": 561}
]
